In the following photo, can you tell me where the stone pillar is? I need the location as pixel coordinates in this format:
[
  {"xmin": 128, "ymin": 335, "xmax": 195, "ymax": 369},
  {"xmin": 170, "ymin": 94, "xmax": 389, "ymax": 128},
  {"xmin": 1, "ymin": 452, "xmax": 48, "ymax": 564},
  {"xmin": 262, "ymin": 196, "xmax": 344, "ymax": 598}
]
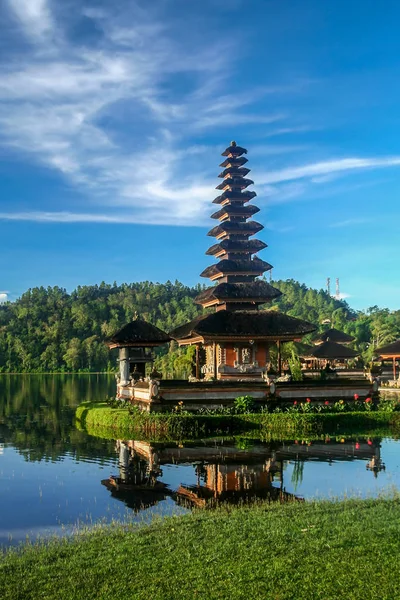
[{"xmin": 119, "ymin": 347, "xmax": 130, "ymax": 385}]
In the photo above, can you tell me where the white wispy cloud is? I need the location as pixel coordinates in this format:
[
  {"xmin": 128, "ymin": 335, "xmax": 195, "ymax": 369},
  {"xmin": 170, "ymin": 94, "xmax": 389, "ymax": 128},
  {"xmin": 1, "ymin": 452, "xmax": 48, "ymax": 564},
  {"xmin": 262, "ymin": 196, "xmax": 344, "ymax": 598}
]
[
  {"xmin": 7, "ymin": 0, "xmax": 52, "ymax": 39},
  {"xmin": 1, "ymin": 1, "xmax": 400, "ymax": 227},
  {"xmin": 329, "ymin": 217, "xmax": 373, "ymax": 228},
  {"xmin": 0, "ymin": 293, "xmax": 8, "ymax": 303},
  {"xmin": 257, "ymin": 157, "xmax": 400, "ymax": 185}
]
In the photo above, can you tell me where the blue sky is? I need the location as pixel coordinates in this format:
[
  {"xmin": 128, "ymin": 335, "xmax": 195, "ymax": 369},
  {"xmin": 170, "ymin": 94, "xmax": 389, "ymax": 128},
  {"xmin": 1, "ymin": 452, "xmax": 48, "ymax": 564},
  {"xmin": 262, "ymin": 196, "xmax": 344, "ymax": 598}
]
[{"xmin": 1, "ymin": 0, "xmax": 400, "ymax": 309}]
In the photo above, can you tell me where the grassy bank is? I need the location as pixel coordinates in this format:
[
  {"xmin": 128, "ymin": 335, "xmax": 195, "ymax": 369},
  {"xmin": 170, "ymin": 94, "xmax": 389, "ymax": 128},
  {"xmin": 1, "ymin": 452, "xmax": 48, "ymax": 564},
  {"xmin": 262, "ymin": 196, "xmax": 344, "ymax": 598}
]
[
  {"xmin": 1, "ymin": 498, "xmax": 400, "ymax": 599},
  {"xmin": 75, "ymin": 401, "xmax": 400, "ymax": 440}
]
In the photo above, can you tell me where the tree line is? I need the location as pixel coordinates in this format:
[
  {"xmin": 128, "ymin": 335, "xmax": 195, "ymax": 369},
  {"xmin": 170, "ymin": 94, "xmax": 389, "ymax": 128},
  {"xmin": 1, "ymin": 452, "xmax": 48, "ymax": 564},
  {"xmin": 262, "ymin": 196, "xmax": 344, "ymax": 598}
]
[{"xmin": 0, "ymin": 279, "xmax": 399, "ymax": 375}]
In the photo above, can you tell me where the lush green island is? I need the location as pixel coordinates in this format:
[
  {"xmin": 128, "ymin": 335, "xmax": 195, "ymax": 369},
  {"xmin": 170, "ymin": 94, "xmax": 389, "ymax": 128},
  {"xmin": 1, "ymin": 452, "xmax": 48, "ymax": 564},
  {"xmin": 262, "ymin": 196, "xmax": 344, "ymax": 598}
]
[
  {"xmin": 1, "ymin": 278, "xmax": 399, "ymax": 375},
  {"xmin": 1, "ymin": 498, "xmax": 400, "ymax": 600}
]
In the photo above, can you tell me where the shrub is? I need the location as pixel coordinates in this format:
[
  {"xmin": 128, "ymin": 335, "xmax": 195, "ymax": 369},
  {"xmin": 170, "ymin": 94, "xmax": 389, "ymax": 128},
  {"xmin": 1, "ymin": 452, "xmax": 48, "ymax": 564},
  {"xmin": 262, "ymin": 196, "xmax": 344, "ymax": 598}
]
[{"xmin": 234, "ymin": 395, "xmax": 255, "ymax": 414}]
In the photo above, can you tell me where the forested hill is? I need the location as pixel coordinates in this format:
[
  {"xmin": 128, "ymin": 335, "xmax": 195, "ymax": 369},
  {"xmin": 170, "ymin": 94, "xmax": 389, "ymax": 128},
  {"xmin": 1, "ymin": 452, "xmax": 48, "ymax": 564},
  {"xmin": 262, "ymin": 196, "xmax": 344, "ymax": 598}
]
[{"xmin": 0, "ymin": 279, "xmax": 398, "ymax": 373}]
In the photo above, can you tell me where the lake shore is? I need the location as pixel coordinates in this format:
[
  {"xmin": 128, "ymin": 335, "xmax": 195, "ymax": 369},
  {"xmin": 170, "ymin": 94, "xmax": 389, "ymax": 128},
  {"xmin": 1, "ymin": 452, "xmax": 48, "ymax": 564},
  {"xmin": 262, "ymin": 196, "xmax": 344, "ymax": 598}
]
[
  {"xmin": 1, "ymin": 497, "xmax": 400, "ymax": 600},
  {"xmin": 75, "ymin": 401, "xmax": 400, "ymax": 440}
]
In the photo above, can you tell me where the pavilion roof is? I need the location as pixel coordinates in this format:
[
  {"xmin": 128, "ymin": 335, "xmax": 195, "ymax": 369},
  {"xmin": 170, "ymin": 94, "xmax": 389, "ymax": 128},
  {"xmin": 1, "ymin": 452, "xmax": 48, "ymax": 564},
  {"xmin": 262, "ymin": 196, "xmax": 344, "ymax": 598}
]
[
  {"xmin": 106, "ymin": 318, "xmax": 171, "ymax": 348},
  {"xmin": 221, "ymin": 142, "xmax": 247, "ymax": 157},
  {"xmin": 215, "ymin": 177, "xmax": 254, "ymax": 191},
  {"xmin": 210, "ymin": 204, "xmax": 260, "ymax": 220},
  {"xmin": 213, "ymin": 190, "xmax": 256, "ymax": 204},
  {"xmin": 207, "ymin": 220, "xmax": 263, "ymax": 238},
  {"xmin": 200, "ymin": 257, "xmax": 272, "ymax": 279},
  {"xmin": 219, "ymin": 156, "xmax": 248, "ymax": 168},
  {"xmin": 206, "ymin": 239, "xmax": 268, "ymax": 256},
  {"xmin": 218, "ymin": 166, "xmax": 250, "ymax": 178},
  {"xmin": 170, "ymin": 310, "xmax": 315, "ymax": 342},
  {"xmin": 375, "ymin": 339, "xmax": 400, "ymax": 357},
  {"xmin": 194, "ymin": 280, "xmax": 282, "ymax": 305},
  {"xmin": 314, "ymin": 328, "xmax": 355, "ymax": 344},
  {"xmin": 310, "ymin": 341, "xmax": 359, "ymax": 359}
]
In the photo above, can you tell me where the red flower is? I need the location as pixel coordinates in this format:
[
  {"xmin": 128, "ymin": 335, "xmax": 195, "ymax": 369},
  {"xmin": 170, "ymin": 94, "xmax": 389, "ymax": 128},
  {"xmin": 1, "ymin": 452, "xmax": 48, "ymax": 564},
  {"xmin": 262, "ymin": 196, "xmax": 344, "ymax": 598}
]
[
  {"xmin": 293, "ymin": 400, "xmax": 297, "ymax": 405},
  {"xmin": 324, "ymin": 400, "xmax": 329, "ymax": 405},
  {"xmin": 365, "ymin": 397, "xmax": 372, "ymax": 403},
  {"xmin": 355, "ymin": 442, "xmax": 360, "ymax": 450},
  {"xmin": 354, "ymin": 393, "xmax": 359, "ymax": 400},
  {"xmin": 306, "ymin": 398, "xmax": 311, "ymax": 403},
  {"xmin": 367, "ymin": 439, "xmax": 373, "ymax": 446}
]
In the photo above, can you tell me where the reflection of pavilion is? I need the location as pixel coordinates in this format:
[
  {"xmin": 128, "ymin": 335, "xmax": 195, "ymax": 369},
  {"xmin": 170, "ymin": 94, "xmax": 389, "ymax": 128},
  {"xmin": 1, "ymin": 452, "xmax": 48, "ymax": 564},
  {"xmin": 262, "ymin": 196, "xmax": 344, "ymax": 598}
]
[{"xmin": 101, "ymin": 437, "xmax": 385, "ymax": 511}]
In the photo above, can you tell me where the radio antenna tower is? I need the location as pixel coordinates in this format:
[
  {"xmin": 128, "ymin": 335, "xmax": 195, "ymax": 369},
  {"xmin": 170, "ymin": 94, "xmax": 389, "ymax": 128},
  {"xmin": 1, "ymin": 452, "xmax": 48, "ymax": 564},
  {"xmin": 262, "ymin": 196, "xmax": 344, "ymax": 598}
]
[
  {"xmin": 335, "ymin": 278, "xmax": 340, "ymax": 300},
  {"xmin": 326, "ymin": 277, "xmax": 331, "ymax": 296}
]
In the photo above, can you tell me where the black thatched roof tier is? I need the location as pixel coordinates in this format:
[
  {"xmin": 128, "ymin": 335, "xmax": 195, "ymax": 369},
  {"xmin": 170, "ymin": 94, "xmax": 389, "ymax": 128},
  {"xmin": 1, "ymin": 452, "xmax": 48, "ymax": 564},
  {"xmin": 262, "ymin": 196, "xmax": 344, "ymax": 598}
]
[
  {"xmin": 106, "ymin": 318, "xmax": 171, "ymax": 348},
  {"xmin": 207, "ymin": 220, "xmax": 263, "ymax": 238},
  {"xmin": 200, "ymin": 257, "xmax": 272, "ymax": 279},
  {"xmin": 315, "ymin": 328, "xmax": 355, "ymax": 344},
  {"xmin": 221, "ymin": 142, "xmax": 247, "ymax": 157},
  {"xmin": 218, "ymin": 166, "xmax": 250, "ymax": 178},
  {"xmin": 375, "ymin": 339, "xmax": 400, "ymax": 356},
  {"xmin": 219, "ymin": 156, "xmax": 248, "ymax": 168},
  {"xmin": 215, "ymin": 177, "xmax": 254, "ymax": 191},
  {"xmin": 213, "ymin": 190, "xmax": 256, "ymax": 204},
  {"xmin": 170, "ymin": 310, "xmax": 315, "ymax": 342},
  {"xmin": 206, "ymin": 239, "xmax": 268, "ymax": 256},
  {"xmin": 210, "ymin": 205, "xmax": 260, "ymax": 220},
  {"xmin": 310, "ymin": 341, "xmax": 358, "ymax": 360},
  {"xmin": 195, "ymin": 280, "xmax": 282, "ymax": 305}
]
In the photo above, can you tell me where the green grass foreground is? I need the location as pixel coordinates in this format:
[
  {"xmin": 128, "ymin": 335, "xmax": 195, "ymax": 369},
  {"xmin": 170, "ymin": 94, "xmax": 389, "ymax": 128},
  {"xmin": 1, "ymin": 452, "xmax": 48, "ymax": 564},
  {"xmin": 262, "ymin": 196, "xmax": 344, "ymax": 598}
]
[
  {"xmin": 1, "ymin": 498, "xmax": 400, "ymax": 600},
  {"xmin": 75, "ymin": 401, "xmax": 400, "ymax": 440}
]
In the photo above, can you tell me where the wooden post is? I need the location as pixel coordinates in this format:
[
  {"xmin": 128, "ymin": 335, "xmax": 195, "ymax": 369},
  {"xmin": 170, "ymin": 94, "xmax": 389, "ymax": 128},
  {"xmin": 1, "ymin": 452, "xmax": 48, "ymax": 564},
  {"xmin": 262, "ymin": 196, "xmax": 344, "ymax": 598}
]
[
  {"xmin": 393, "ymin": 356, "xmax": 396, "ymax": 380},
  {"xmin": 195, "ymin": 344, "xmax": 200, "ymax": 380},
  {"xmin": 119, "ymin": 347, "xmax": 130, "ymax": 385},
  {"xmin": 213, "ymin": 342, "xmax": 217, "ymax": 379},
  {"xmin": 277, "ymin": 340, "xmax": 282, "ymax": 375}
]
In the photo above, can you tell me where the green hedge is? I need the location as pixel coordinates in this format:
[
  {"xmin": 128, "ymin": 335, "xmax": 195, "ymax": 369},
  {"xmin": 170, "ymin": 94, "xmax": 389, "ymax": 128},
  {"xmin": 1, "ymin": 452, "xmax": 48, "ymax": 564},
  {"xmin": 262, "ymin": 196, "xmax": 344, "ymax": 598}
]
[{"xmin": 75, "ymin": 402, "xmax": 400, "ymax": 441}]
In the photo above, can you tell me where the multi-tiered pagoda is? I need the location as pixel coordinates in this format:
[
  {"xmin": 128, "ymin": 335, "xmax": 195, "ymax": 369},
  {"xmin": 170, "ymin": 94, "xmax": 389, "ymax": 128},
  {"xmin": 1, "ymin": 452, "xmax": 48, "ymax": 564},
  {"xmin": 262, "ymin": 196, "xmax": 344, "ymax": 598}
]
[{"xmin": 171, "ymin": 142, "xmax": 315, "ymax": 380}]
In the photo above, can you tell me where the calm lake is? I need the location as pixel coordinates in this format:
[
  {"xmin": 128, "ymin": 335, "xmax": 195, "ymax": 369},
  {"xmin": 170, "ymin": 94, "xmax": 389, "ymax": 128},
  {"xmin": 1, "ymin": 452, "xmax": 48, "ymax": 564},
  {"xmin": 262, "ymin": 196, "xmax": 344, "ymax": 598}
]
[{"xmin": 1, "ymin": 375, "xmax": 400, "ymax": 547}]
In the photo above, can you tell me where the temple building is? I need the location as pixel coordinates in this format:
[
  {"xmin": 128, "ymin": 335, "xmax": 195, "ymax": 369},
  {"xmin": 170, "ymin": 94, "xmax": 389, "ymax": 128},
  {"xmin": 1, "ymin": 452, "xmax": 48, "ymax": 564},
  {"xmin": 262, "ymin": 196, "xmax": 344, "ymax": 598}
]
[{"xmin": 170, "ymin": 142, "xmax": 315, "ymax": 380}]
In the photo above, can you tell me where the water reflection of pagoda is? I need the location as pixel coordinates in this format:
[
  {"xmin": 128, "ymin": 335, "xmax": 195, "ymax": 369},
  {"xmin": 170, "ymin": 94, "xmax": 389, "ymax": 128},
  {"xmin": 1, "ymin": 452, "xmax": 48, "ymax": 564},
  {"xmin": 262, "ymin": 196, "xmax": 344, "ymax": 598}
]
[{"xmin": 101, "ymin": 438, "xmax": 385, "ymax": 512}]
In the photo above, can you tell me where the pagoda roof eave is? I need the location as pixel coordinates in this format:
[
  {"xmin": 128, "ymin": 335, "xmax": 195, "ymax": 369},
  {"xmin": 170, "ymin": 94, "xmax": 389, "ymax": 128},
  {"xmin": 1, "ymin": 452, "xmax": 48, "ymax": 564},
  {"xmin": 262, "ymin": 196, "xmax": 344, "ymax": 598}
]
[{"xmin": 170, "ymin": 310, "xmax": 315, "ymax": 342}]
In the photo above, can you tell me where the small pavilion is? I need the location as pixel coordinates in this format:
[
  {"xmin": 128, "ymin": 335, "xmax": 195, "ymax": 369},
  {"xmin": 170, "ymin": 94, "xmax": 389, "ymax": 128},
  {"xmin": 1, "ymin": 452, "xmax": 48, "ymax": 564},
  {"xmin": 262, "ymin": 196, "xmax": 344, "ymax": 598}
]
[
  {"xmin": 170, "ymin": 141, "xmax": 315, "ymax": 380},
  {"xmin": 310, "ymin": 340, "xmax": 359, "ymax": 362},
  {"xmin": 106, "ymin": 318, "xmax": 170, "ymax": 385},
  {"xmin": 375, "ymin": 340, "xmax": 400, "ymax": 379},
  {"xmin": 314, "ymin": 328, "xmax": 354, "ymax": 345}
]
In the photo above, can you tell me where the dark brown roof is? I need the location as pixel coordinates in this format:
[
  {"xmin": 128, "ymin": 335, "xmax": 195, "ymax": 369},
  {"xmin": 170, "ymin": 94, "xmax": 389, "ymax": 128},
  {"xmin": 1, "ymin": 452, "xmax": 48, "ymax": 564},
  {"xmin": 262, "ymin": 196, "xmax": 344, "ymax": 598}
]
[
  {"xmin": 216, "ymin": 177, "xmax": 254, "ymax": 191},
  {"xmin": 200, "ymin": 257, "xmax": 272, "ymax": 279},
  {"xmin": 315, "ymin": 328, "xmax": 355, "ymax": 344},
  {"xmin": 195, "ymin": 280, "xmax": 282, "ymax": 305},
  {"xmin": 210, "ymin": 205, "xmax": 260, "ymax": 220},
  {"xmin": 170, "ymin": 310, "xmax": 315, "ymax": 341},
  {"xmin": 375, "ymin": 339, "xmax": 400, "ymax": 356},
  {"xmin": 213, "ymin": 190, "xmax": 256, "ymax": 204},
  {"xmin": 310, "ymin": 341, "xmax": 358, "ymax": 359},
  {"xmin": 218, "ymin": 167, "xmax": 250, "ymax": 178},
  {"xmin": 106, "ymin": 318, "xmax": 171, "ymax": 348},
  {"xmin": 221, "ymin": 143, "xmax": 247, "ymax": 157},
  {"xmin": 207, "ymin": 220, "xmax": 263, "ymax": 238},
  {"xmin": 219, "ymin": 156, "xmax": 248, "ymax": 168},
  {"xmin": 206, "ymin": 239, "xmax": 268, "ymax": 256}
]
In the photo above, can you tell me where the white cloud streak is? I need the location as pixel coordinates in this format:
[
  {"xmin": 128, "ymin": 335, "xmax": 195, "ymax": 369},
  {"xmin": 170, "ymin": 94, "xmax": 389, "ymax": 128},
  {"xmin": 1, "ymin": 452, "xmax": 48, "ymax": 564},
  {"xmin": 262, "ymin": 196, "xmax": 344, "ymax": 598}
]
[
  {"xmin": 1, "ymin": 2, "xmax": 400, "ymax": 226},
  {"xmin": 257, "ymin": 157, "xmax": 400, "ymax": 185}
]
